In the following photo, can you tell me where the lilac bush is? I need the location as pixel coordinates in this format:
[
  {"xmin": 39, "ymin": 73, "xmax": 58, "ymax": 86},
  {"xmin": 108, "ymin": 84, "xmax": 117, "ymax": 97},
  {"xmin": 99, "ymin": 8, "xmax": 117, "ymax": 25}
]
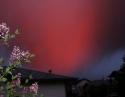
[{"xmin": 0, "ymin": 23, "xmax": 43, "ymax": 97}]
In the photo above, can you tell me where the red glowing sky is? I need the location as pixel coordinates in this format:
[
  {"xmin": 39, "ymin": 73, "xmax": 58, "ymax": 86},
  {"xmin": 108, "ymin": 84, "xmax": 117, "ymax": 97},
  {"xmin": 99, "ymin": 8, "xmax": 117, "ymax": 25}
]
[{"xmin": 0, "ymin": 0, "xmax": 125, "ymax": 77}]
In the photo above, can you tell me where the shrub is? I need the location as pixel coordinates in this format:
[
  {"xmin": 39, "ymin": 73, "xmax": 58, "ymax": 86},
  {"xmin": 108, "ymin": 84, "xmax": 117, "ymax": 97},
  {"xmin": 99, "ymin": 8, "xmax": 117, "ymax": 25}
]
[{"xmin": 0, "ymin": 23, "xmax": 42, "ymax": 97}]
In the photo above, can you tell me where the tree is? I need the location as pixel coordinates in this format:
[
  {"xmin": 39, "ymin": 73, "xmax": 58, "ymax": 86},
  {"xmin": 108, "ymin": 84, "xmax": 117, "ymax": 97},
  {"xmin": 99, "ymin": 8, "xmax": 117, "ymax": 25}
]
[{"xmin": 109, "ymin": 55, "xmax": 125, "ymax": 97}]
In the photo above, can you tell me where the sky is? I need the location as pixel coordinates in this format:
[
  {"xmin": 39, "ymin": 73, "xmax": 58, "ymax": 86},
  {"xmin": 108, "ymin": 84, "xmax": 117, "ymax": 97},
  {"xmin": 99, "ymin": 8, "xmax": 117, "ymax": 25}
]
[{"xmin": 0, "ymin": 0, "xmax": 125, "ymax": 80}]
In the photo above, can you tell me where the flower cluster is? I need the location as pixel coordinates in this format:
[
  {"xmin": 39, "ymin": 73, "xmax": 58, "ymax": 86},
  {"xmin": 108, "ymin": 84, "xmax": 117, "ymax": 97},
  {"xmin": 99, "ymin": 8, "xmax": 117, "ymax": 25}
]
[
  {"xmin": 11, "ymin": 73, "xmax": 39, "ymax": 95},
  {"xmin": 0, "ymin": 22, "xmax": 41, "ymax": 97},
  {"xmin": 0, "ymin": 86, "xmax": 4, "ymax": 97},
  {"xmin": 9, "ymin": 46, "xmax": 22, "ymax": 62},
  {"xmin": 9, "ymin": 46, "xmax": 34, "ymax": 64},
  {"xmin": 23, "ymin": 82, "xmax": 38, "ymax": 94},
  {"xmin": 11, "ymin": 73, "xmax": 21, "ymax": 87},
  {"xmin": 0, "ymin": 23, "xmax": 9, "ymax": 39},
  {"xmin": 0, "ymin": 95, "xmax": 4, "ymax": 97},
  {"xmin": 29, "ymin": 82, "xmax": 38, "ymax": 94}
]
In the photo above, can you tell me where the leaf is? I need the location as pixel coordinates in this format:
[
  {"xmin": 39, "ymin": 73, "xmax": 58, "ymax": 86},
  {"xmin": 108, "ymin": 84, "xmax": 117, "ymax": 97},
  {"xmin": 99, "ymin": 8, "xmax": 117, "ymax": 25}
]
[
  {"xmin": 12, "ymin": 75, "xmax": 17, "ymax": 80},
  {"xmin": 25, "ymin": 59, "xmax": 31, "ymax": 63},
  {"xmin": 10, "ymin": 34, "xmax": 15, "ymax": 39},
  {"xmin": 6, "ymin": 67, "xmax": 10, "ymax": 73},
  {"xmin": 25, "ymin": 79, "xmax": 29, "ymax": 84},
  {"xmin": 0, "ymin": 66, "xmax": 3, "ymax": 70},
  {"xmin": 4, "ymin": 34, "xmax": 9, "ymax": 42},
  {"xmin": 0, "ymin": 57, "xmax": 4, "ymax": 65},
  {"xmin": 15, "ymin": 29, "xmax": 20, "ymax": 35},
  {"xmin": 40, "ymin": 95, "xmax": 44, "ymax": 97},
  {"xmin": 1, "ymin": 77, "xmax": 7, "ymax": 82},
  {"xmin": 30, "ymin": 54, "xmax": 35, "ymax": 58},
  {"xmin": 29, "ymin": 75, "xmax": 32, "ymax": 79}
]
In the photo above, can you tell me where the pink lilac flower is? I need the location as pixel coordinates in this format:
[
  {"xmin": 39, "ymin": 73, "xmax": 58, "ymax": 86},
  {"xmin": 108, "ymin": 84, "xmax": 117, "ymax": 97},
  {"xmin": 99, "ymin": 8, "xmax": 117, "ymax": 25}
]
[
  {"xmin": 21, "ymin": 50, "xmax": 31, "ymax": 62},
  {"xmin": 0, "ymin": 87, "xmax": 4, "ymax": 97},
  {"xmin": 23, "ymin": 87, "xmax": 29, "ymax": 94},
  {"xmin": 10, "ymin": 46, "xmax": 22, "ymax": 62},
  {"xmin": 15, "ymin": 73, "xmax": 21, "ymax": 85},
  {"xmin": 16, "ymin": 78, "xmax": 21, "ymax": 85},
  {"xmin": 29, "ymin": 82, "xmax": 38, "ymax": 94},
  {"xmin": 11, "ymin": 73, "xmax": 21, "ymax": 87},
  {"xmin": 0, "ymin": 23, "xmax": 9, "ymax": 39},
  {"xmin": 0, "ymin": 95, "xmax": 4, "ymax": 97},
  {"xmin": 11, "ymin": 78, "xmax": 21, "ymax": 87},
  {"xmin": 9, "ymin": 46, "xmax": 32, "ymax": 63},
  {"xmin": 14, "ymin": 73, "xmax": 21, "ymax": 79}
]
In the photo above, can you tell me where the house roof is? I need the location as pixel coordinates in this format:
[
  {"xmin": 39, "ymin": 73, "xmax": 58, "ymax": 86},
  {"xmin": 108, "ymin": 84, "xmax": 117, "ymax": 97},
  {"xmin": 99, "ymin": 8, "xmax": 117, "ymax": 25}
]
[
  {"xmin": 12, "ymin": 67, "xmax": 78, "ymax": 82},
  {"xmin": 90, "ymin": 80, "xmax": 110, "ymax": 86}
]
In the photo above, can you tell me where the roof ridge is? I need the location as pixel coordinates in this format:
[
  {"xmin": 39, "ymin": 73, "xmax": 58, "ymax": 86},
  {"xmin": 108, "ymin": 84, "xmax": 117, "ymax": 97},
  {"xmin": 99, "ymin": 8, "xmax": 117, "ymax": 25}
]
[{"xmin": 14, "ymin": 67, "xmax": 78, "ymax": 80}]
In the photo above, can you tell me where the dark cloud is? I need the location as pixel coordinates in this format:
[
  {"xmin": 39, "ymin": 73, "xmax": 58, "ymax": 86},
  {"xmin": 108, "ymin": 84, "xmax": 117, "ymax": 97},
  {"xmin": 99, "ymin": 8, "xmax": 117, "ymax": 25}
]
[
  {"xmin": 0, "ymin": 0, "xmax": 125, "ymax": 79},
  {"xmin": 95, "ymin": 0, "xmax": 125, "ymax": 55}
]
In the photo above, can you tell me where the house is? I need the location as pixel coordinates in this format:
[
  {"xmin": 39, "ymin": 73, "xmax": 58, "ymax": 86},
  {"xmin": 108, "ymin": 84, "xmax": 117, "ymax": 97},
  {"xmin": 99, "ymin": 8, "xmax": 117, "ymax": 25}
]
[
  {"xmin": 12, "ymin": 68, "xmax": 78, "ymax": 97},
  {"xmin": 76, "ymin": 79, "xmax": 112, "ymax": 97}
]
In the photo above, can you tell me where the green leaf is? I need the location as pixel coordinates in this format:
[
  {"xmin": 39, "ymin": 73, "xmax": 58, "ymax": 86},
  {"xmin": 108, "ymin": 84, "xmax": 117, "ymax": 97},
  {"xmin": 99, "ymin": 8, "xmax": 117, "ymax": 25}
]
[
  {"xmin": 1, "ymin": 77, "xmax": 7, "ymax": 82},
  {"xmin": 29, "ymin": 75, "xmax": 32, "ymax": 79},
  {"xmin": 0, "ymin": 66, "xmax": 3, "ymax": 70},
  {"xmin": 25, "ymin": 79, "xmax": 29, "ymax": 84},
  {"xmin": 4, "ymin": 34, "xmax": 9, "ymax": 42},
  {"xmin": 40, "ymin": 94, "xmax": 44, "ymax": 97},
  {"xmin": 6, "ymin": 67, "xmax": 10, "ymax": 73}
]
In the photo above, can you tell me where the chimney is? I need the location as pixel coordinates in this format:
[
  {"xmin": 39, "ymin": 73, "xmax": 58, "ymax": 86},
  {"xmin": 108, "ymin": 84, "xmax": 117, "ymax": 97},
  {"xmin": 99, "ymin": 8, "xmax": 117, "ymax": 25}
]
[{"xmin": 48, "ymin": 69, "xmax": 52, "ymax": 74}]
